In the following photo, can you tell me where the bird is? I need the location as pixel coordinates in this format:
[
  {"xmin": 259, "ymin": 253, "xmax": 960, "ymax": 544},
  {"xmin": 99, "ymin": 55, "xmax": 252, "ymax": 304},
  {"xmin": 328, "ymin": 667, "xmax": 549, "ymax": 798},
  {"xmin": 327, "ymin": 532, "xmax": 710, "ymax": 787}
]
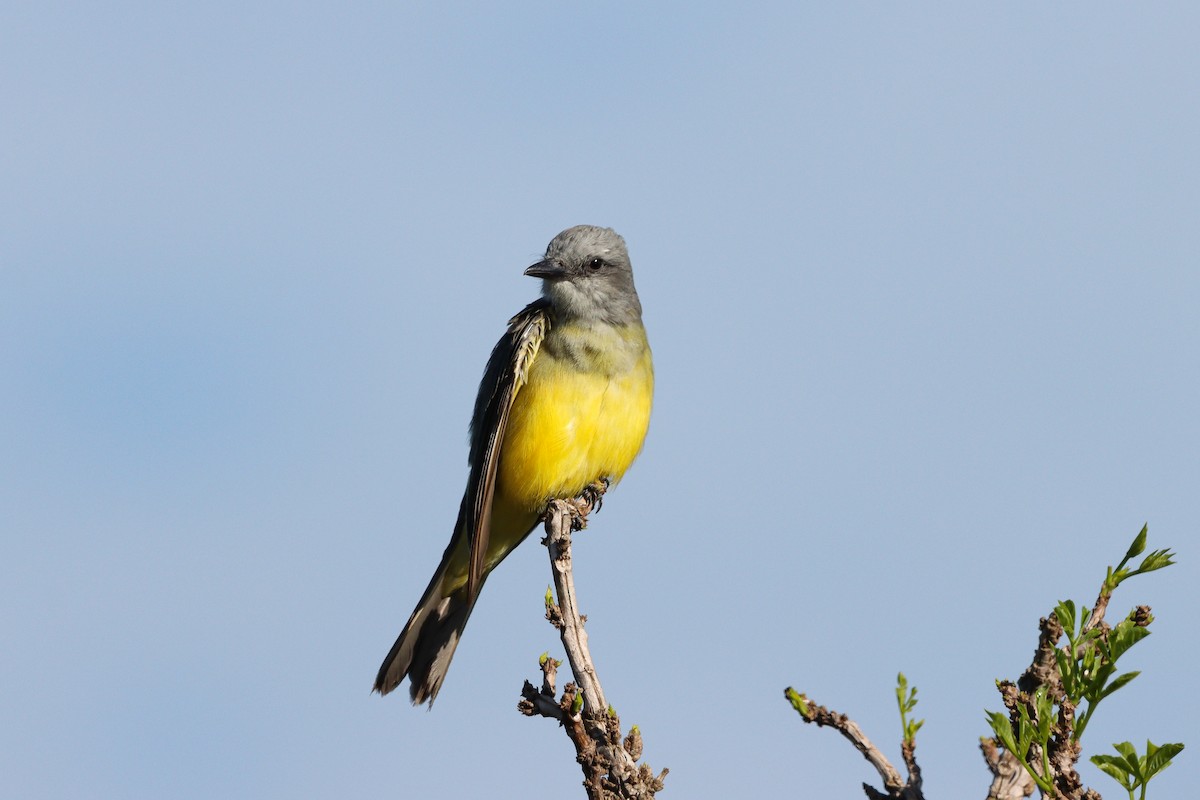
[{"xmin": 374, "ymin": 225, "xmax": 654, "ymax": 705}]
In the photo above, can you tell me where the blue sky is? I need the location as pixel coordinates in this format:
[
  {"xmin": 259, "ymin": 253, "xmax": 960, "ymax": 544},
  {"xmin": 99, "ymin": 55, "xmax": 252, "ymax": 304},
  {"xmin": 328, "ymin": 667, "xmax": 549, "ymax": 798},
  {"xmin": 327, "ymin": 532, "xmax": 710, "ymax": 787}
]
[{"xmin": 2, "ymin": 3, "xmax": 1196, "ymax": 798}]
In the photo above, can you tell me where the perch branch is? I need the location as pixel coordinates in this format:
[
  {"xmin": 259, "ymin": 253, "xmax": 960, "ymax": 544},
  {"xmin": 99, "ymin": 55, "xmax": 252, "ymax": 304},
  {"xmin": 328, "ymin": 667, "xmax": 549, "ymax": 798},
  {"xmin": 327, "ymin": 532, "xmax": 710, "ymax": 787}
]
[{"xmin": 517, "ymin": 486, "xmax": 668, "ymax": 799}]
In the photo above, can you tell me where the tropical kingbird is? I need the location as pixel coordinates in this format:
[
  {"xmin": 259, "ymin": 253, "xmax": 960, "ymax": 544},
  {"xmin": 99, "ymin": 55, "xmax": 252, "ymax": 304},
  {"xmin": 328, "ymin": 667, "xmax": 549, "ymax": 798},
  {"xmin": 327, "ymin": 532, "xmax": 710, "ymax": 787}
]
[{"xmin": 374, "ymin": 225, "xmax": 653, "ymax": 705}]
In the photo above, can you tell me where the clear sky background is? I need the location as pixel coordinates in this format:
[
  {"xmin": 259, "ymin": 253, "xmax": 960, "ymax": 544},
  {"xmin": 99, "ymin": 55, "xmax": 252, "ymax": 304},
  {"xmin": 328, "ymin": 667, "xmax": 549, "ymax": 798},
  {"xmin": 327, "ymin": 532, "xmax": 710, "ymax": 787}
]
[{"xmin": 2, "ymin": 3, "xmax": 1196, "ymax": 798}]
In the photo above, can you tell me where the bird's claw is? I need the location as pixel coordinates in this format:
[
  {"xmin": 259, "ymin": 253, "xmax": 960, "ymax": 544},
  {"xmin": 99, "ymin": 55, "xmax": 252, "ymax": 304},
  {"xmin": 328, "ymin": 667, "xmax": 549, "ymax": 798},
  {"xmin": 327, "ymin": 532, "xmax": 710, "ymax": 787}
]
[{"xmin": 581, "ymin": 478, "xmax": 610, "ymax": 514}]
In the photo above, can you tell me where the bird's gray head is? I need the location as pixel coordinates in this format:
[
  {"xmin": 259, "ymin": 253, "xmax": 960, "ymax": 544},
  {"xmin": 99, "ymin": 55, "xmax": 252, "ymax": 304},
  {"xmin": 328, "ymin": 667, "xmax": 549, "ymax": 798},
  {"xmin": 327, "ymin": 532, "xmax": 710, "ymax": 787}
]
[{"xmin": 525, "ymin": 225, "xmax": 642, "ymax": 324}]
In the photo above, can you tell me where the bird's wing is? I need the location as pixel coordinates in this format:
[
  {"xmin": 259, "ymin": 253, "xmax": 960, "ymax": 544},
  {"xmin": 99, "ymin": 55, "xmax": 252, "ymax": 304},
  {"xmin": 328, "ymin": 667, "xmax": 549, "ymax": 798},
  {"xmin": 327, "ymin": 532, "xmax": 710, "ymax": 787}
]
[{"xmin": 464, "ymin": 299, "xmax": 551, "ymax": 606}]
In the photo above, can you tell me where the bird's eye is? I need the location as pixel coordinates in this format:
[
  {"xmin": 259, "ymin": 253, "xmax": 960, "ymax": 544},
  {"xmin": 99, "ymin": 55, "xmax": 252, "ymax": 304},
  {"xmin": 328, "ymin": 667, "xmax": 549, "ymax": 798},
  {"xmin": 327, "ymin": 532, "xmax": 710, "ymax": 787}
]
[{"xmin": 587, "ymin": 257, "xmax": 606, "ymax": 271}]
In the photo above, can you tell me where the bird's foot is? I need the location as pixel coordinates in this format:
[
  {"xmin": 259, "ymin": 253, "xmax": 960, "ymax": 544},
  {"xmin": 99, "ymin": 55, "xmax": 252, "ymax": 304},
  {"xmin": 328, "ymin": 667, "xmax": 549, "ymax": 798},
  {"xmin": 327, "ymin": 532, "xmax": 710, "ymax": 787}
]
[{"xmin": 580, "ymin": 478, "xmax": 611, "ymax": 515}]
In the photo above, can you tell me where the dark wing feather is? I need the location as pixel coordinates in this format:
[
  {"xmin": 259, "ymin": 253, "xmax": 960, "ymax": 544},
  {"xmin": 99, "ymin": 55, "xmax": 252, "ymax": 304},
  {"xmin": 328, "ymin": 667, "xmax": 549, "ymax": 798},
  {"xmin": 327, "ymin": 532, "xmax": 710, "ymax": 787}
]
[{"xmin": 464, "ymin": 299, "xmax": 550, "ymax": 607}]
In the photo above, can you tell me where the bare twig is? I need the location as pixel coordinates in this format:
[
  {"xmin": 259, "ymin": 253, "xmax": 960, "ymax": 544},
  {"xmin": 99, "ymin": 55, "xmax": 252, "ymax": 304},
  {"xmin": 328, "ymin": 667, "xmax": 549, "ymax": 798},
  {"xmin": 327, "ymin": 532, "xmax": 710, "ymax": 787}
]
[
  {"xmin": 784, "ymin": 689, "xmax": 924, "ymax": 800},
  {"xmin": 517, "ymin": 488, "xmax": 668, "ymax": 799}
]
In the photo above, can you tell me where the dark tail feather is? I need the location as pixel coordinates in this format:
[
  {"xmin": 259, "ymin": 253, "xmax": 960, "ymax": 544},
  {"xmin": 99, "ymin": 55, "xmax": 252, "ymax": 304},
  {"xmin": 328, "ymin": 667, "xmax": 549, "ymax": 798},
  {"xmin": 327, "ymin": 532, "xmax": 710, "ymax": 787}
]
[{"xmin": 373, "ymin": 559, "xmax": 478, "ymax": 705}]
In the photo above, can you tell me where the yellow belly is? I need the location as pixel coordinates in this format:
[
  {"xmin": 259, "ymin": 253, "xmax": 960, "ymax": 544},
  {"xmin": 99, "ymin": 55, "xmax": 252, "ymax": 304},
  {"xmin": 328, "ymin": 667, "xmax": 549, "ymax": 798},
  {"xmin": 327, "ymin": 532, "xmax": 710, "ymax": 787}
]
[
  {"xmin": 440, "ymin": 320, "xmax": 653, "ymax": 591},
  {"xmin": 496, "ymin": 322, "xmax": 654, "ymax": 512}
]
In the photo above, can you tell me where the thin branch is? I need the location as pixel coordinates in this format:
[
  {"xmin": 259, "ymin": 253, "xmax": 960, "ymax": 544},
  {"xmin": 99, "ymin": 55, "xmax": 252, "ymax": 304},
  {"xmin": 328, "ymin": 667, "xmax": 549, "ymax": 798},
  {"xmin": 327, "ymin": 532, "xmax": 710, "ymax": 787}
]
[
  {"xmin": 517, "ymin": 488, "xmax": 668, "ymax": 799},
  {"xmin": 544, "ymin": 495, "xmax": 609, "ymax": 715},
  {"xmin": 784, "ymin": 689, "xmax": 924, "ymax": 800}
]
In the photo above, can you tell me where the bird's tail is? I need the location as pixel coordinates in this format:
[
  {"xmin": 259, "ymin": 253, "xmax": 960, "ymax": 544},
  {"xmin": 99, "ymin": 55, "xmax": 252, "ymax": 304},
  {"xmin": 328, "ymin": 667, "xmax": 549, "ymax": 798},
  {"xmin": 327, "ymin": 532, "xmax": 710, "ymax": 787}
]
[
  {"xmin": 373, "ymin": 547, "xmax": 475, "ymax": 706},
  {"xmin": 374, "ymin": 498, "xmax": 539, "ymax": 705}
]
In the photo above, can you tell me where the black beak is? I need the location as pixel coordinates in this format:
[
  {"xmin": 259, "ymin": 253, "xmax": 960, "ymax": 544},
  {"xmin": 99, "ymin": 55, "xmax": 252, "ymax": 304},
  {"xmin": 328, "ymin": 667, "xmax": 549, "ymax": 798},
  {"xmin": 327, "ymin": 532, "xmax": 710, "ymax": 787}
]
[{"xmin": 524, "ymin": 259, "xmax": 567, "ymax": 279}]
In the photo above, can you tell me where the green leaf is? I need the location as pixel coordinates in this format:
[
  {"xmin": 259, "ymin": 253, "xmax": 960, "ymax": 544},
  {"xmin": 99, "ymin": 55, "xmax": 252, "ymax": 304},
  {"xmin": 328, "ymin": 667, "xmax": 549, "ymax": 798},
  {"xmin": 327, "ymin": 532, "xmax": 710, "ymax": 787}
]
[
  {"xmin": 1110, "ymin": 525, "xmax": 1151, "ymax": 586},
  {"xmin": 1056, "ymin": 649, "xmax": 1083, "ymax": 699},
  {"xmin": 1055, "ymin": 600, "xmax": 1078, "ymax": 641},
  {"xmin": 1083, "ymin": 661, "xmax": 1116, "ymax": 700},
  {"xmin": 1090, "ymin": 755, "xmax": 1135, "ymax": 791},
  {"xmin": 986, "ymin": 710, "xmax": 1019, "ymax": 755},
  {"xmin": 1144, "ymin": 741, "xmax": 1184, "ymax": 779},
  {"xmin": 1106, "ymin": 622, "xmax": 1151, "ymax": 661},
  {"xmin": 1125, "ymin": 524, "xmax": 1148, "ymax": 560},
  {"xmin": 1134, "ymin": 548, "xmax": 1176, "ymax": 575},
  {"xmin": 1032, "ymin": 686, "xmax": 1054, "ymax": 741},
  {"xmin": 1111, "ymin": 741, "xmax": 1142, "ymax": 779},
  {"xmin": 896, "ymin": 673, "xmax": 923, "ymax": 742},
  {"xmin": 1016, "ymin": 714, "xmax": 1035, "ymax": 760},
  {"xmin": 1098, "ymin": 670, "xmax": 1141, "ymax": 699}
]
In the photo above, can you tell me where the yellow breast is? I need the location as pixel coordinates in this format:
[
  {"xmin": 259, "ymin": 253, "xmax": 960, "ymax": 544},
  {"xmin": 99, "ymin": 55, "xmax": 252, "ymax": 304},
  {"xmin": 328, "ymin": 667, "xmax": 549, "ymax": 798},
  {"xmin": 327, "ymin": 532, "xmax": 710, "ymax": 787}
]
[{"xmin": 496, "ymin": 321, "xmax": 653, "ymax": 511}]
